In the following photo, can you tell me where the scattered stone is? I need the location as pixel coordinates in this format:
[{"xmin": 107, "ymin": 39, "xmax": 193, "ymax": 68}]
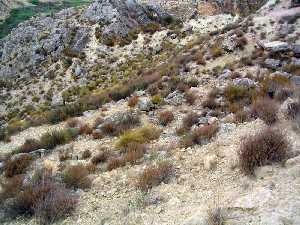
[
  {"xmin": 233, "ymin": 78, "xmax": 256, "ymax": 87},
  {"xmin": 263, "ymin": 41, "xmax": 290, "ymax": 52},
  {"xmin": 264, "ymin": 58, "xmax": 281, "ymax": 69},
  {"xmin": 165, "ymin": 91, "xmax": 185, "ymax": 106},
  {"xmin": 138, "ymin": 97, "xmax": 154, "ymax": 111}
]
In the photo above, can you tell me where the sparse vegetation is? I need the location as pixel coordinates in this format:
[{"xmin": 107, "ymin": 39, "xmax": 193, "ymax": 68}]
[
  {"xmin": 182, "ymin": 112, "xmax": 199, "ymax": 130},
  {"xmin": 158, "ymin": 111, "xmax": 174, "ymax": 126},
  {"xmin": 250, "ymin": 97, "xmax": 278, "ymax": 125},
  {"xmin": 239, "ymin": 128, "xmax": 289, "ymax": 175},
  {"xmin": 136, "ymin": 161, "xmax": 173, "ymax": 191}
]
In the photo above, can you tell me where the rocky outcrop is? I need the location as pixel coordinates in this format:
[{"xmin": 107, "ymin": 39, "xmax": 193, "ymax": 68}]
[{"xmin": 0, "ymin": 0, "xmax": 10, "ymax": 21}]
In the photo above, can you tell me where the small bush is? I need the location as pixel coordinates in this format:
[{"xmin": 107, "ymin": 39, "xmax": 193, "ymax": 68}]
[
  {"xmin": 128, "ymin": 96, "xmax": 139, "ymax": 108},
  {"xmin": 202, "ymin": 97, "xmax": 219, "ymax": 109},
  {"xmin": 251, "ymin": 97, "xmax": 278, "ymax": 125},
  {"xmin": 0, "ymin": 175, "xmax": 24, "ymax": 201},
  {"xmin": 123, "ymin": 142, "xmax": 146, "ymax": 165},
  {"xmin": 207, "ymin": 207, "xmax": 225, "ymax": 225},
  {"xmin": 158, "ymin": 111, "xmax": 174, "ymax": 126},
  {"xmin": 210, "ymin": 40, "xmax": 224, "ymax": 58},
  {"xmin": 63, "ymin": 165, "xmax": 92, "ymax": 189},
  {"xmin": 81, "ymin": 150, "xmax": 92, "ymax": 159},
  {"xmin": 39, "ymin": 128, "xmax": 79, "ymax": 150},
  {"xmin": 234, "ymin": 110, "xmax": 250, "ymax": 123},
  {"xmin": 4, "ymin": 154, "xmax": 33, "ymax": 178},
  {"xmin": 151, "ymin": 95, "xmax": 162, "ymax": 105},
  {"xmin": 284, "ymin": 101, "xmax": 300, "ymax": 120},
  {"xmin": 182, "ymin": 112, "xmax": 199, "ymax": 130},
  {"xmin": 79, "ymin": 124, "xmax": 93, "ymax": 135},
  {"xmin": 11, "ymin": 173, "xmax": 77, "ymax": 224},
  {"xmin": 116, "ymin": 125, "xmax": 161, "ymax": 149},
  {"xmin": 92, "ymin": 130, "xmax": 104, "ymax": 139},
  {"xmin": 19, "ymin": 139, "xmax": 41, "ymax": 153},
  {"xmin": 65, "ymin": 118, "xmax": 82, "ymax": 129},
  {"xmin": 239, "ymin": 128, "xmax": 289, "ymax": 175},
  {"xmin": 185, "ymin": 91, "xmax": 197, "ymax": 105},
  {"xmin": 274, "ymin": 88, "xmax": 293, "ymax": 102},
  {"xmin": 100, "ymin": 122, "xmax": 116, "ymax": 135},
  {"xmin": 224, "ymin": 85, "xmax": 252, "ymax": 103},
  {"xmin": 181, "ymin": 123, "xmax": 219, "ymax": 147},
  {"xmin": 136, "ymin": 161, "xmax": 173, "ymax": 191},
  {"xmin": 107, "ymin": 157, "xmax": 125, "ymax": 171}
]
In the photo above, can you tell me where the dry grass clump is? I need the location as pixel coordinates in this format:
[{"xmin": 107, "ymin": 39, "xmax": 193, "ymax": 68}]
[
  {"xmin": 239, "ymin": 128, "xmax": 289, "ymax": 175},
  {"xmin": 116, "ymin": 125, "xmax": 161, "ymax": 149},
  {"xmin": 284, "ymin": 101, "xmax": 300, "ymax": 120},
  {"xmin": 236, "ymin": 36, "xmax": 248, "ymax": 49},
  {"xmin": 19, "ymin": 138, "xmax": 41, "ymax": 153},
  {"xmin": 123, "ymin": 142, "xmax": 146, "ymax": 165},
  {"xmin": 224, "ymin": 85, "xmax": 253, "ymax": 103},
  {"xmin": 81, "ymin": 149, "xmax": 92, "ymax": 159},
  {"xmin": 92, "ymin": 129, "xmax": 104, "ymax": 139},
  {"xmin": 158, "ymin": 111, "xmax": 175, "ymax": 126},
  {"xmin": 4, "ymin": 154, "xmax": 33, "ymax": 178},
  {"xmin": 91, "ymin": 149, "xmax": 110, "ymax": 165},
  {"xmin": 210, "ymin": 39, "xmax": 224, "ymax": 58},
  {"xmin": 207, "ymin": 207, "xmax": 225, "ymax": 225},
  {"xmin": 185, "ymin": 91, "xmax": 197, "ymax": 105},
  {"xmin": 1, "ymin": 171, "xmax": 77, "ymax": 225},
  {"xmin": 128, "ymin": 96, "xmax": 139, "ymax": 108},
  {"xmin": 251, "ymin": 97, "xmax": 278, "ymax": 125},
  {"xmin": 58, "ymin": 151, "xmax": 72, "ymax": 162},
  {"xmin": 234, "ymin": 110, "xmax": 250, "ymax": 123},
  {"xmin": 107, "ymin": 157, "xmax": 126, "ymax": 171},
  {"xmin": 182, "ymin": 112, "xmax": 199, "ymax": 130},
  {"xmin": 274, "ymin": 88, "xmax": 293, "ymax": 102},
  {"xmin": 63, "ymin": 164, "xmax": 92, "ymax": 189},
  {"xmin": 136, "ymin": 161, "xmax": 173, "ymax": 191},
  {"xmin": 202, "ymin": 97, "xmax": 219, "ymax": 109},
  {"xmin": 65, "ymin": 118, "xmax": 82, "ymax": 129},
  {"xmin": 79, "ymin": 124, "xmax": 93, "ymax": 135},
  {"xmin": 181, "ymin": 123, "xmax": 219, "ymax": 147}
]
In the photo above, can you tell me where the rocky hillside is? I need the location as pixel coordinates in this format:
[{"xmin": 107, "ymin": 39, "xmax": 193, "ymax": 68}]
[{"xmin": 0, "ymin": 0, "xmax": 300, "ymax": 225}]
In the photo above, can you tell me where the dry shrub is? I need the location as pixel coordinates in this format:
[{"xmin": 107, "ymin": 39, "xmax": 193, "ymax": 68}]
[
  {"xmin": 19, "ymin": 139, "xmax": 41, "ymax": 153},
  {"xmin": 91, "ymin": 149, "xmax": 109, "ymax": 165},
  {"xmin": 123, "ymin": 142, "xmax": 146, "ymax": 165},
  {"xmin": 284, "ymin": 101, "xmax": 300, "ymax": 120},
  {"xmin": 202, "ymin": 97, "xmax": 219, "ymax": 109},
  {"xmin": 39, "ymin": 129, "xmax": 78, "ymax": 150},
  {"xmin": 207, "ymin": 207, "xmax": 225, "ymax": 225},
  {"xmin": 81, "ymin": 150, "xmax": 92, "ymax": 159},
  {"xmin": 107, "ymin": 157, "xmax": 125, "ymax": 171},
  {"xmin": 274, "ymin": 88, "xmax": 293, "ymax": 102},
  {"xmin": 100, "ymin": 122, "xmax": 116, "ymax": 135},
  {"xmin": 182, "ymin": 112, "xmax": 199, "ymax": 130},
  {"xmin": 159, "ymin": 111, "xmax": 174, "ymax": 126},
  {"xmin": 4, "ymin": 154, "xmax": 33, "ymax": 178},
  {"xmin": 236, "ymin": 36, "xmax": 248, "ymax": 49},
  {"xmin": 0, "ymin": 175, "xmax": 24, "ymax": 201},
  {"xmin": 182, "ymin": 123, "xmax": 219, "ymax": 147},
  {"xmin": 128, "ymin": 96, "xmax": 139, "ymax": 108},
  {"xmin": 224, "ymin": 85, "xmax": 252, "ymax": 103},
  {"xmin": 136, "ymin": 161, "xmax": 173, "ymax": 191},
  {"xmin": 251, "ymin": 97, "xmax": 278, "ymax": 125},
  {"xmin": 234, "ymin": 110, "xmax": 250, "ymax": 123},
  {"xmin": 92, "ymin": 129, "xmax": 104, "ymax": 139},
  {"xmin": 92, "ymin": 117, "xmax": 104, "ymax": 129},
  {"xmin": 12, "ymin": 174, "xmax": 77, "ymax": 224},
  {"xmin": 196, "ymin": 52, "xmax": 206, "ymax": 65},
  {"xmin": 63, "ymin": 165, "xmax": 92, "ymax": 189},
  {"xmin": 65, "ymin": 118, "xmax": 82, "ymax": 129},
  {"xmin": 185, "ymin": 91, "xmax": 197, "ymax": 105},
  {"xmin": 177, "ymin": 82, "xmax": 189, "ymax": 92},
  {"xmin": 210, "ymin": 40, "xmax": 224, "ymax": 58},
  {"xmin": 239, "ymin": 128, "xmax": 289, "ymax": 175},
  {"xmin": 79, "ymin": 124, "xmax": 93, "ymax": 135},
  {"xmin": 58, "ymin": 151, "xmax": 72, "ymax": 162}
]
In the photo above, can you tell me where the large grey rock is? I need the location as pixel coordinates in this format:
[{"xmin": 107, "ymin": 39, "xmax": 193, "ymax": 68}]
[
  {"xmin": 233, "ymin": 78, "xmax": 256, "ymax": 87},
  {"xmin": 264, "ymin": 58, "xmax": 281, "ymax": 69},
  {"xmin": 263, "ymin": 41, "xmax": 290, "ymax": 52},
  {"xmin": 165, "ymin": 91, "xmax": 184, "ymax": 106},
  {"xmin": 138, "ymin": 97, "xmax": 154, "ymax": 111},
  {"xmin": 83, "ymin": 0, "xmax": 170, "ymax": 40}
]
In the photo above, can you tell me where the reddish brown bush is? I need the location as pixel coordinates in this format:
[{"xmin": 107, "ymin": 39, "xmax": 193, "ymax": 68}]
[
  {"xmin": 251, "ymin": 97, "xmax": 278, "ymax": 125},
  {"xmin": 4, "ymin": 154, "xmax": 33, "ymax": 178},
  {"xmin": 185, "ymin": 91, "xmax": 197, "ymax": 105},
  {"xmin": 19, "ymin": 139, "xmax": 41, "ymax": 153},
  {"xmin": 0, "ymin": 175, "xmax": 24, "ymax": 201},
  {"xmin": 159, "ymin": 111, "xmax": 175, "ymax": 126},
  {"xmin": 63, "ymin": 165, "xmax": 92, "ymax": 189},
  {"xmin": 128, "ymin": 96, "xmax": 139, "ymax": 108},
  {"xmin": 181, "ymin": 123, "xmax": 219, "ymax": 147},
  {"xmin": 136, "ymin": 161, "xmax": 173, "ymax": 191},
  {"xmin": 182, "ymin": 112, "xmax": 199, "ymax": 129},
  {"xmin": 107, "ymin": 157, "xmax": 125, "ymax": 171},
  {"xmin": 123, "ymin": 142, "xmax": 146, "ymax": 165},
  {"xmin": 239, "ymin": 128, "xmax": 289, "ymax": 175},
  {"xmin": 12, "ymin": 174, "xmax": 77, "ymax": 224},
  {"xmin": 100, "ymin": 122, "xmax": 116, "ymax": 135},
  {"xmin": 236, "ymin": 36, "xmax": 248, "ymax": 49},
  {"xmin": 79, "ymin": 124, "xmax": 93, "ymax": 135},
  {"xmin": 65, "ymin": 118, "xmax": 82, "ymax": 129}
]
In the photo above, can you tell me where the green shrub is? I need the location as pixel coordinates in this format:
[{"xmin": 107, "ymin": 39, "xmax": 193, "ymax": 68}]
[
  {"xmin": 116, "ymin": 125, "xmax": 161, "ymax": 149},
  {"xmin": 39, "ymin": 128, "xmax": 78, "ymax": 150},
  {"xmin": 151, "ymin": 95, "xmax": 162, "ymax": 105}
]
